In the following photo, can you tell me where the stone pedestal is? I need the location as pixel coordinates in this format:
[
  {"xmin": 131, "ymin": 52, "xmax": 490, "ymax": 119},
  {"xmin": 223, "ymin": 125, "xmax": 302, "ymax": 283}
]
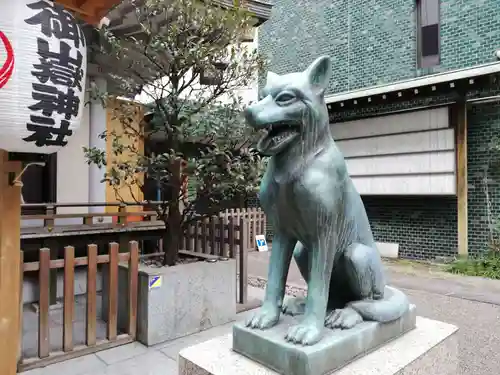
[
  {"xmin": 179, "ymin": 315, "xmax": 458, "ymax": 375},
  {"xmin": 232, "ymin": 305, "xmax": 416, "ymax": 375}
]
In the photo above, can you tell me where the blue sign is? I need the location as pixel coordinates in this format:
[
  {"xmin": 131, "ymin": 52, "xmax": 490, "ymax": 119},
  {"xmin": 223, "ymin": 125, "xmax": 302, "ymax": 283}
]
[{"xmin": 255, "ymin": 235, "xmax": 269, "ymax": 252}]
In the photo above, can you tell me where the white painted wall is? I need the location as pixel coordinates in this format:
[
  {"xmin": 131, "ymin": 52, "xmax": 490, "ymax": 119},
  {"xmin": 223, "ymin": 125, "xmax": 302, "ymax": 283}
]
[
  {"xmin": 133, "ymin": 29, "xmax": 259, "ymax": 106},
  {"xmin": 345, "ymin": 151, "xmax": 455, "ymax": 175},
  {"xmin": 337, "ymin": 129, "xmax": 454, "ymax": 158},
  {"xmin": 332, "ymin": 107, "xmax": 450, "ymax": 139},
  {"xmin": 88, "ymin": 77, "xmax": 110, "ymax": 222},
  {"xmin": 88, "ymin": 76, "xmax": 107, "ymax": 206},
  {"xmin": 21, "ymin": 75, "xmax": 109, "ymax": 229},
  {"xmin": 331, "ymin": 107, "xmax": 456, "ymax": 195},
  {"xmin": 55, "ymin": 87, "xmax": 91, "ymax": 226}
]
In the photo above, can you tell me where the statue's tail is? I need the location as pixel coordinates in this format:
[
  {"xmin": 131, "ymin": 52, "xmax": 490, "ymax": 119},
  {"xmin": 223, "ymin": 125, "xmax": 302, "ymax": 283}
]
[{"xmin": 349, "ymin": 286, "xmax": 410, "ymax": 323}]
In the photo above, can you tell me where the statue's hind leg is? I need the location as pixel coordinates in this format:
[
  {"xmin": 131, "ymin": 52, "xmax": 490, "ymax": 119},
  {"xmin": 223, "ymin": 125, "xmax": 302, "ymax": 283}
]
[
  {"xmin": 282, "ymin": 242, "xmax": 308, "ymax": 316},
  {"xmin": 325, "ymin": 243, "xmax": 385, "ymax": 329},
  {"xmin": 283, "ymin": 242, "xmax": 350, "ymax": 318}
]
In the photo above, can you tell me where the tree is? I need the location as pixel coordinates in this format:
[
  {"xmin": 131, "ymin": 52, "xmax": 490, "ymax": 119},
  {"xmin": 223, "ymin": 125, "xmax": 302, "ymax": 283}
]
[{"xmin": 85, "ymin": 0, "xmax": 266, "ymax": 266}]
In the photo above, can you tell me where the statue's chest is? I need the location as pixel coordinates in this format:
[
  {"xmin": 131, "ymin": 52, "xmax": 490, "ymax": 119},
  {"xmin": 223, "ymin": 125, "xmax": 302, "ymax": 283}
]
[
  {"xmin": 260, "ymin": 179, "xmax": 295, "ymax": 212},
  {"xmin": 259, "ymin": 173, "xmax": 306, "ymax": 228}
]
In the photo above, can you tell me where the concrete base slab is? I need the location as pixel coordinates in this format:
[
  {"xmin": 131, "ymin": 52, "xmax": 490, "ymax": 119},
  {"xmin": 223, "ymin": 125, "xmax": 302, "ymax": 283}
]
[
  {"xmin": 232, "ymin": 305, "xmax": 416, "ymax": 375},
  {"xmin": 179, "ymin": 316, "xmax": 458, "ymax": 375}
]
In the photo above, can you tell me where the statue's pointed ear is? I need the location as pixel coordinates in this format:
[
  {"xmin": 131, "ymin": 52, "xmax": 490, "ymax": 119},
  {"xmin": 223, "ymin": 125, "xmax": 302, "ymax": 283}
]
[
  {"xmin": 305, "ymin": 55, "xmax": 332, "ymax": 92},
  {"xmin": 266, "ymin": 71, "xmax": 280, "ymax": 86}
]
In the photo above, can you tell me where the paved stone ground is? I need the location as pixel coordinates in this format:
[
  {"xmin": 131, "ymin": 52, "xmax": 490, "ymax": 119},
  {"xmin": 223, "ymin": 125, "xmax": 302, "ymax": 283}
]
[
  {"xmin": 22, "ymin": 294, "xmax": 110, "ymax": 360},
  {"xmin": 22, "ymin": 252, "xmax": 500, "ymax": 375},
  {"xmin": 22, "ymin": 290, "xmax": 265, "ymax": 375}
]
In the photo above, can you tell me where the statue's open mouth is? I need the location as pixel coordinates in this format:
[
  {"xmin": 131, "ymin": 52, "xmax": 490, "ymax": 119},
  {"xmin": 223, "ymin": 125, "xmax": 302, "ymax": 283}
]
[{"xmin": 257, "ymin": 121, "xmax": 300, "ymax": 155}]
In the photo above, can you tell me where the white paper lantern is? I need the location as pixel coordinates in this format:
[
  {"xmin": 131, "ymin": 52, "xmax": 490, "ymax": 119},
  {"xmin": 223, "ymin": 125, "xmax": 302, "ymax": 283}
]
[{"xmin": 0, "ymin": 0, "xmax": 87, "ymax": 154}]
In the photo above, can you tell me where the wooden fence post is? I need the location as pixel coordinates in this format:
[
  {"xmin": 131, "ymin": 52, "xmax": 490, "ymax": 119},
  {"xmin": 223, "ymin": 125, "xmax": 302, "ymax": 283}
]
[
  {"xmin": 117, "ymin": 204, "xmax": 127, "ymax": 225},
  {"xmin": 63, "ymin": 246, "xmax": 75, "ymax": 352},
  {"xmin": 18, "ymin": 251, "xmax": 24, "ymax": 365},
  {"xmin": 0, "ymin": 151, "xmax": 22, "ymax": 375},
  {"xmin": 107, "ymin": 243, "xmax": 119, "ymax": 341},
  {"xmin": 238, "ymin": 218, "xmax": 249, "ymax": 304},
  {"xmin": 227, "ymin": 217, "xmax": 235, "ymax": 258},
  {"xmin": 86, "ymin": 244, "xmax": 98, "ymax": 346},
  {"xmin": 128, "ymin": 241, "xmax": 139, "ymax": 339},
  {"xmin": 44, "ymin": 205, "xmax": 55, "ymax": 228},
  {"xmin": 38, "ymin": 248, "xmax": 51, "ymax": 359}
]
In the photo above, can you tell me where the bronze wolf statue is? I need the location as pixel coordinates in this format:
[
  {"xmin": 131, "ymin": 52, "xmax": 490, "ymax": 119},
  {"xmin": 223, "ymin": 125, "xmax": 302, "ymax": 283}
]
[{"xmin": 243, "ymin": 55, "xmax": 409, "ymax": 346}]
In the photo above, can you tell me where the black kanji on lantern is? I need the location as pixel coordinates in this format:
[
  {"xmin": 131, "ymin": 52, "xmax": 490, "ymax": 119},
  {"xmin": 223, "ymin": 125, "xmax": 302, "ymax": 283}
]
[
  {"xmin": 32, "ymin": 38, "xmax": 84, "ymax": 90},
  {"xmin": 23, "ymin": 116, "xmax": 73, "ymax": 147},
  {"xmin": 25, "ymin": 0, "xmax": 86, "ymax": 49},
  {"xmin": 29, "ymin": 83, "xmax": 80, "ymax": 120},
  {"xmin": 24, "ymin": 1, "xmax": 86, "ymax": 148}
]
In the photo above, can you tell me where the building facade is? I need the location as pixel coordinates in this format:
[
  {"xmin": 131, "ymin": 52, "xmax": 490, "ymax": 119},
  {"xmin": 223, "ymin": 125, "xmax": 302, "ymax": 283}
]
[
  {"xmin": 258, "ymin": 0, "xmax": 500, "ymax": 259},
  {"xmin": 19, "ymin": 1, "xmax": 270, "ymax": 228},
  {"xmin": 19, "ymin": 76, "xmax": 130, "ymax": 227}
]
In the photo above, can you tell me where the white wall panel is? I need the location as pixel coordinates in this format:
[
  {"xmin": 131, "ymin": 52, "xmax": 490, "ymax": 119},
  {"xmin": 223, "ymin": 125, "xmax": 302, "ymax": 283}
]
[
  {"xmin": 331, "ymin": 106, "xmax": 456, "ymax": 196},
  {"xmin": 331, "ymin": 107, "xmax": 449, "ymax": 140},
  {"xmin": 56, "ymin": 85, "xmax": 91, "ymax": 226},
  {"xmin": 346, "ymin": 151, "xmax": 455, "ymax": 176},
  {"xmin": 352, "ymin": 174, "xmax": 456, "ymax": 195},
  {"xmin": 337, "ymin": 128, "xmax": 454, "ymax": 158}
]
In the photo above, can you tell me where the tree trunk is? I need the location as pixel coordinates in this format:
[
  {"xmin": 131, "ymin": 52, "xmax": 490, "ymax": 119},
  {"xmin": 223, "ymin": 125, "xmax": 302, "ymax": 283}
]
[
  {"xmin": 162, "ymin": 159, "xmax": 184, "ymax": 267},
  {"xmin": 162, "ymin": 208, "xmax": 181, "ymax": 266}
]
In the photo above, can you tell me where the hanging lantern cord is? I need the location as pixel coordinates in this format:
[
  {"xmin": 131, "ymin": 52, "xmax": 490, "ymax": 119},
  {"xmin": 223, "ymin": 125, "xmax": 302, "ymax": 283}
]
[{"xmin": 9, "ymin": 162, "xmax": 46, "ymax": 187}]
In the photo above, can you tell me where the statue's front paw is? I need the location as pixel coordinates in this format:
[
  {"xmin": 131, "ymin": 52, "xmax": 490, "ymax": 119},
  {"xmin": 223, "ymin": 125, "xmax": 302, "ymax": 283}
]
[
  {"xmin": 285, "ymin": 321, "xmax": 323, "ymax": 346},
  {"xmin": 325, "ymin": 307, "xmax": 363, "ymax": 329},
  {"xmin": 245, "ymin": 305, "xmax": 280, "ymax": 330},
  {"xmin": 282, "ymin": 296, "xmax": 306, "ymax": 316}
]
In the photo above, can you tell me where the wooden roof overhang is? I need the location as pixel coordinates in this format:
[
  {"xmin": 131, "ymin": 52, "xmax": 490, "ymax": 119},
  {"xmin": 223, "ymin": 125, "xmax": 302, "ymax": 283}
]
[
  {"xmin": 106, "ymin": 0, "xmax": 272, "ymax": 38},
  {"xmin": 54, "ymin": 0, "xmax": 122, "ymax": 25},
  {"xmin": 326, "ymin": 62, "xmax": 500, "ymax": 113}
]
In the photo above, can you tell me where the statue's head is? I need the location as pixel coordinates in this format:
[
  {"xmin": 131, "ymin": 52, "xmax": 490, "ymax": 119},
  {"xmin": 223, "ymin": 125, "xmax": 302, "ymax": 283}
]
[{"xmin": 244, "ymin": 55, "xmax": 332, "ymax": 156}]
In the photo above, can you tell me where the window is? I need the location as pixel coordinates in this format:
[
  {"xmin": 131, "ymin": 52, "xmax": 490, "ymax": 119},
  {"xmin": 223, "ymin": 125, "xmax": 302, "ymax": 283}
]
[
  {"xmin": 198, "ymin": 62, "xmax": 228, "ymax": 86},
  {"xmin": 9, "ymin": 152, "xmax": 57, "ymax": 215},
  {"xmin": 416, "ymin": 0, "xmax": 440, "ymax": 68}
]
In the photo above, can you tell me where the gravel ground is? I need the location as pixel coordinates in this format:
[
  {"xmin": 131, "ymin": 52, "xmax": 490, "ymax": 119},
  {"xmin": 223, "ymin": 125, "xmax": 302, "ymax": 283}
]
[{"xmin": 247, "ymin": 251, "xmax": 500, "ymax": 375}]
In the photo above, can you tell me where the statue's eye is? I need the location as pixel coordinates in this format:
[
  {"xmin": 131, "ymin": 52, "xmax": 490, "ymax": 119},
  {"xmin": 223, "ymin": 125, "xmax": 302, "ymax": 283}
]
[{"xmin": 275, "ymin": 92, "xmax": 295, "ymax": 103}]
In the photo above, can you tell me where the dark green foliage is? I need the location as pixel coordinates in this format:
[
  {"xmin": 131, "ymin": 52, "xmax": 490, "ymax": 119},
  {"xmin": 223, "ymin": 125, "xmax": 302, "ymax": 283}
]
[
  {"xmin": 84, "ymin": 0, "xmax": 266, "ymax": 265},
  {"xmin": 447, "ymin": 251, "xmax": 500, "ymax": 279}
]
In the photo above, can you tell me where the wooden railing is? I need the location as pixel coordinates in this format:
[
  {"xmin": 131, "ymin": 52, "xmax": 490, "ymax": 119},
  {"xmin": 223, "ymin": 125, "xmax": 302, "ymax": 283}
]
[
  {"xmin": 21, "ymin": 202, "xmax": 160, "ymax": 228},
  {"xmin": 21, "ymin": 204, "xmax": 267, "ymax": 252},
  {"xmin": 219, "ymin": 208, "xmax": 266, "ymax": 251},
  {"xmin": 18, "ymin": 216, "xmax": 254, "ymax": 372},
  {"xmin": 20, "ymin": 203, "xmax": 262, "ymax": 308},
  {"xmin": 18, "ymin": 242, "xmax": 139, "ymax": 372}
]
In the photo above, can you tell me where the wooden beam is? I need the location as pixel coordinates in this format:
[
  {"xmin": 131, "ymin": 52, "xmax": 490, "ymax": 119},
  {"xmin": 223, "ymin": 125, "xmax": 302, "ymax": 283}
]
[
  {"xmin": 455, "ymin": 103, "xmax": 468, "ymax": 257},
  {"xmin": 54, "ymin": 0, "xmax": 94, "ymax": 16},
  {"xmin": 54, "ymin": 0, "xmax": 121, "ymax": 25},
  {"xmin": 0, "ymin": 150, "xmax": 22, "ymax": 375},
  {"xmin": 80, "ymin": 0, "xmax": 121, "ymax": 23}
]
